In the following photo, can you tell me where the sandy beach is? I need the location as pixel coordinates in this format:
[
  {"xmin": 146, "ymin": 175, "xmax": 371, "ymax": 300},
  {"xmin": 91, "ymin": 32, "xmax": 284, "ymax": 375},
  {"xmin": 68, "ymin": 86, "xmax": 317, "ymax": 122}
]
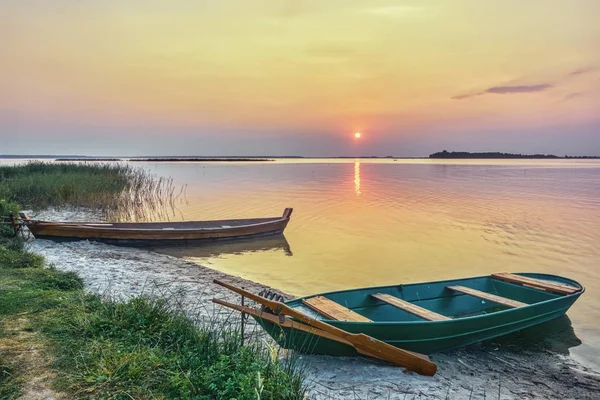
[{"xmin": 25, "ymin": 209, "xmax": 600, "ymax": 400}]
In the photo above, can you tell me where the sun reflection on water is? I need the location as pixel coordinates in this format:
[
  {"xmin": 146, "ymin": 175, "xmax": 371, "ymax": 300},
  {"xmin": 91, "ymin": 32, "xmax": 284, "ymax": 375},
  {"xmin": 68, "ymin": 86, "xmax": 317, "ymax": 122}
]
[{"xmin": 354, "ymin": 161, "xmax": 361, "ymax": 195}]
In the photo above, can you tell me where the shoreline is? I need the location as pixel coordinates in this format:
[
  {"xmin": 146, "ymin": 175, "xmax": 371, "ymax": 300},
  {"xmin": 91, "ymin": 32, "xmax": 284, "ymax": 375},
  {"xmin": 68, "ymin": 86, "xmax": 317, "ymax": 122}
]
[
  {"xmin": 1, "ymin": 163, "xmax": 308, "ymax": 399},
  {"xmin": 28, "ymin": 209, "xmax": 291, "ymax": 308},
  {"xmin": 25, "ymin": 208, "xmax": 600, "ymax": 399}
]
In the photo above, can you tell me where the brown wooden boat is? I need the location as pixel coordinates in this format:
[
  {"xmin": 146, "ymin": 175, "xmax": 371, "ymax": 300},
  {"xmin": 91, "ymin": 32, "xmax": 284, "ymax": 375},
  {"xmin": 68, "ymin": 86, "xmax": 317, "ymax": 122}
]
[{"xmin": 19, "ymin": 208, "xmax": 293, "ymax": 246}]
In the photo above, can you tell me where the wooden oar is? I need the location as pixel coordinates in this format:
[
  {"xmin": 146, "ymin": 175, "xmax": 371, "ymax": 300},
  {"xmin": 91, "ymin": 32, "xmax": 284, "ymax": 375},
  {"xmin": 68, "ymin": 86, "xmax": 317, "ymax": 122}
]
[
  {"xmin": 213, "ymin": 298, "xmax": 399, "ymax": 361},
  {"xmin": 213, "ymin": 279, "xmax": 437, "ymax": 376},
  {"xmin": 213, "ymin": 298, "xmax": 380, "ymax": 359}
]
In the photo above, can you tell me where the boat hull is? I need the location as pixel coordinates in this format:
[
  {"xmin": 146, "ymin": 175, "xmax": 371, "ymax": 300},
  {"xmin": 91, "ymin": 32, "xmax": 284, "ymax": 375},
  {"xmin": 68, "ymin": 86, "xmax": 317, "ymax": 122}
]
[
  {"xmin": 254, "ymin": 273, "xmax": 584, "ymax": 355},
  {"xmin": 23, "ymin": 208, "xmax": 292, "ymax": 247}
]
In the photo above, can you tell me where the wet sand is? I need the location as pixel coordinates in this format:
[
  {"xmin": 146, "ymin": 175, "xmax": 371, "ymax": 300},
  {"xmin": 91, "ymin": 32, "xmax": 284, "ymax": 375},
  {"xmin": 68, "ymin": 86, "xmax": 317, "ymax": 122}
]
[{"xmin": 25, "ymin": 209, "xmax": 600, "ymax": 399}]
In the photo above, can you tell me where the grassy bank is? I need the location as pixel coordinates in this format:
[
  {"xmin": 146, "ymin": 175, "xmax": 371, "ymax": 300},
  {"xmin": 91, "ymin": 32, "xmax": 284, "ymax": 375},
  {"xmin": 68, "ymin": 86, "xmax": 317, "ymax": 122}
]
[
  {"xmin": 0, "ymin": 161, "xmax": 181, "ymax": 221},
  {"xmin": 0, "ymin": 261, "xmax": 305, "ymax": 399},
  {"xmin": 0, "ymin": 162, "xmax": 306, "ymax": 399}
]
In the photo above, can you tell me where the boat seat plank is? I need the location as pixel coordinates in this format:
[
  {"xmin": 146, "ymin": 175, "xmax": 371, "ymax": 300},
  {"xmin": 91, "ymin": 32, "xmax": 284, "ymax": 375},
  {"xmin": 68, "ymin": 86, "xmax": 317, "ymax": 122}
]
[
  {"xmin": 371, "ymin": 293, "xmax": 450, "ymax": 321},
  {"xmin": 447, "ymin": 285, "xmax": 527, "ymax": 308},
  {"xmin": 492, "ymin": 272, "xmax": 579, "ymax": 295},
  {"xmin": 302, "ymin": 296, "xmax": 372, "ymax": 322}
]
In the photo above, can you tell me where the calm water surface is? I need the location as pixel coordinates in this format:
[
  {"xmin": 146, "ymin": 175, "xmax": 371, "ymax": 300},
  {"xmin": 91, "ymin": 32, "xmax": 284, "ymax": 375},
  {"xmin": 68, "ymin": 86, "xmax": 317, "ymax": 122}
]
[
  {"xmin": 146, "ymin": 158, "xmax": 600, "ymax": 369},
  {"xmin": 4, "ymin": 158, "xmax": 600, "ymax": 368}
]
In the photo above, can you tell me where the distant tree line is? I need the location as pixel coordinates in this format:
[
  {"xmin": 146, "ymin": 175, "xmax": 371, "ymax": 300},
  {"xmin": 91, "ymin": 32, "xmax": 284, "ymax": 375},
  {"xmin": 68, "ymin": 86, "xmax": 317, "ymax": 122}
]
[{"xmin": 429, "ymin": 150, "xmax": 599, "ymax": 159}]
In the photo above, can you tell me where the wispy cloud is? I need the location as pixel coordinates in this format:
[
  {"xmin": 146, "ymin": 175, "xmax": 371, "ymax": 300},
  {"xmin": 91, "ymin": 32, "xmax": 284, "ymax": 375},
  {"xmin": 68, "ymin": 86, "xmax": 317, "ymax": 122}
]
[
  {"xmin": 452, "ymin": 65, "xmax": 599, "ymax": 100},
  {"xmin": 453, "ymin": 84, "xmax": 552, "ymax": 100},
  {"xmin": 563, "ymin": 92, "xmax": 585, "ymax": 101},
  {"xmin": 451, "ymin": 93, "xmax": 480, "ymax": 100},
  {"xmin": 569, "ymin": 66, "xmax": 598, "ymax": 76},
  {"xmin": 486, "ymin": 84, "xmax": 553, "ymax": 94}
]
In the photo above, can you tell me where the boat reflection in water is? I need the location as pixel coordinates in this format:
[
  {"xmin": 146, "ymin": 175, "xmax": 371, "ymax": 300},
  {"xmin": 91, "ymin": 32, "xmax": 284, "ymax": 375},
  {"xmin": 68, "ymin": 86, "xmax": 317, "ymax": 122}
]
[{"xmin": 150, "ymin": 234, "xmax": 293, "ymax": 259}]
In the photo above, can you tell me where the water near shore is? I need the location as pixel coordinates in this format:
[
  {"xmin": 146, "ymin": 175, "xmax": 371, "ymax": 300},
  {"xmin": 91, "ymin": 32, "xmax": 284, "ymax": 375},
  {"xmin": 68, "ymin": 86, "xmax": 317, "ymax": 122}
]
[
  {"xmin": 5, "ymin": 158, "xmax": 600, "ymax": 365},
  {"xmin": 139, "ymin": 158, "xmax": 600, "ymax": 371},
  {"xmin": 4, "ymin": 157, "xmax": 600, "ymax": 398}
]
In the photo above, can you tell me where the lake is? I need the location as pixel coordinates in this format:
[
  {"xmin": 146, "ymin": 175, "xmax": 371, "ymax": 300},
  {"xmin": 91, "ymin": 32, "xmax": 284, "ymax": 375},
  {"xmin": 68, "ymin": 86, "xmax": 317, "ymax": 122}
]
[{"xmin": 3, "ymin": 157, "xmax": 600, "ymax": 369}]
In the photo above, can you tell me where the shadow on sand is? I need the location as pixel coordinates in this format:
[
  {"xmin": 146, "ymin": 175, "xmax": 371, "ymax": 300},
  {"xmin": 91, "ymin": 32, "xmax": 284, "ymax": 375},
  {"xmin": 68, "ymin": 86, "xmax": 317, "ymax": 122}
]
[{"xmin": 472, "ymin": 314, "xmax": 581, "ymax": 355}]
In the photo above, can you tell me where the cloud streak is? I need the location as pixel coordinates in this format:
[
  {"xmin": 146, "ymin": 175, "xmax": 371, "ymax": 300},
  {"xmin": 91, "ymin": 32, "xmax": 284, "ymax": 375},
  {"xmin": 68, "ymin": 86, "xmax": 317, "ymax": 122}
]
[
  {"xmin": 453, "ymin": 65, "xmax": 599, "ymax": 100},
  {"xmin": 486, "ymin": 84, "xmax": 553, "ymax": 94},
  {"xmin": 563, "ymin": 92, "xmax": 585, "ymax": 101},
  {"xmin": 453, "ymin": 84, "xmax": 552, "ymax": 100},
  {"xmin": 569, "ymin": 66, "xmax": 598, "ymax": 76}
]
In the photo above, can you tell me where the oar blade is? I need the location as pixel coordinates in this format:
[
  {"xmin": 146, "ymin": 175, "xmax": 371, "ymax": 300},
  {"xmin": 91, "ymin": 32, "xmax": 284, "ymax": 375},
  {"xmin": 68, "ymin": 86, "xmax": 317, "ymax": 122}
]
[{"xmin": 353, "ymin": 334, "xmax": 437, "ymax": 376}]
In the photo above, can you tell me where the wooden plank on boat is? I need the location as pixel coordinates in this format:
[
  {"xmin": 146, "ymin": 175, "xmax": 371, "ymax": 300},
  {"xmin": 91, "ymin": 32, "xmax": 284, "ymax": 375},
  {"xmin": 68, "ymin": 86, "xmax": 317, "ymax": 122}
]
[
  {"xmin": 491, "ymin": 272, "xmax": 579, "ymax": 295},
  {"xmin": 302, "ymin": 296, "xmax": 372, "ymax": 322},
  {"xmin": 371, "ymin": 293, "xmax": 450, "ymax": 321},
  {"xmin": 447, "ymin": 285, "xmax": 527, "ymax": 308},
  {"xmin": 213, "ymin": 298, "xmax": 355, "ymax": 345},
  {"xmin": 213, "ymin": 298, "xmax": 396, "ymax": 363}
]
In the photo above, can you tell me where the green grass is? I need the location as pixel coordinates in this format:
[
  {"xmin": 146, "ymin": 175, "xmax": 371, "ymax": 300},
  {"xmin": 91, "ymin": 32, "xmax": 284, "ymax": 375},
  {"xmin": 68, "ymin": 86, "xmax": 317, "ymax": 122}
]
[
  {"xmin": 0, "ymin": 245, "xmax": 83, "ymax": 399},
  {"xmin": 0, "ymin": 357, "xmax": 21, "ymax": 400},
  {"xmin": 0, "ymin": 261, "xmax": 306, "ymax": 399},
  {"xmin": 41, "ymin": 296, "xmax": 306, "ymax": 399},
  {"xmin": 0, "ymin": 162, "xmax": 307, "ymax": 399},
  {"xmin": 0, "ymin": 245, "xmax": 44, "ymax": 269}
]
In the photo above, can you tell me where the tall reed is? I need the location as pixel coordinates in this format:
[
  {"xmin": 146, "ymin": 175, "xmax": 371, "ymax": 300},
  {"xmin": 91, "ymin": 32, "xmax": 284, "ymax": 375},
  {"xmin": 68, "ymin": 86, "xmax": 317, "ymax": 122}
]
[{"xmin": 0, "ymin": 161, "xmax": 183, "ymax": 221}]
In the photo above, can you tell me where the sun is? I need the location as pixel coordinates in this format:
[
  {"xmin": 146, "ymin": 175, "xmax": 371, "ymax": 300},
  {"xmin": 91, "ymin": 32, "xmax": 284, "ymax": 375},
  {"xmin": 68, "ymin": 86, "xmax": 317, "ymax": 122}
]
[{"xmin": 354, "ymin": 132, "xmax": 361, "ymax": 139}]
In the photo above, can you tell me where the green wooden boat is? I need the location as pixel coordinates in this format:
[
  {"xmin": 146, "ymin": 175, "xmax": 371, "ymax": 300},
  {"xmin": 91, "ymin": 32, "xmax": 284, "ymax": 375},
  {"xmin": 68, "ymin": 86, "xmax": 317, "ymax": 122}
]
[{"xmin": 253, "ymin": 272, "xmax": 584, "ymax": 355}]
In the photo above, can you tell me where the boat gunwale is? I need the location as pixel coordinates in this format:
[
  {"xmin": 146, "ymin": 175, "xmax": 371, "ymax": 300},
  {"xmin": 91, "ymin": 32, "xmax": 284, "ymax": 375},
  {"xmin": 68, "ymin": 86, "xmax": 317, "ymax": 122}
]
[
  {"xmin": 286, "ymin": 272, "xmax": 585, "ymax": 326},
  {"xmin": 24, "ymin": 215, "xmax": 290, "ymax": 233}
]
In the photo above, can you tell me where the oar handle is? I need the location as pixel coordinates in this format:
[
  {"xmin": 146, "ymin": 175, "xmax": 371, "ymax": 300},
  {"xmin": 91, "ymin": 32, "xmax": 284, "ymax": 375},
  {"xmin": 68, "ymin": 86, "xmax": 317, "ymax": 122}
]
[
  {"xmin": 213, "ymin": 297, "xmax": 382, "ymax": 359},
  {"xmin": 213, "ymin": 279, "xmax": 437, "ymax": 376},
  {"xmin": 213, "ymin": 279, "xmax": 340, "ymax": 334}
]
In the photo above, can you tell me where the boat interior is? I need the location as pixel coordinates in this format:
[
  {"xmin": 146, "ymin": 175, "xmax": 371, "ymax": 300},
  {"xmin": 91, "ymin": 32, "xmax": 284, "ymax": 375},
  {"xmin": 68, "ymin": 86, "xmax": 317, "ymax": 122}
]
[
  {"xmin": 35, "ymin": 217, "xmax": 283, "ymax": 229},
  {"xmin": 291, "ymin": 273, "xmax": 583, "ymax": 323}
]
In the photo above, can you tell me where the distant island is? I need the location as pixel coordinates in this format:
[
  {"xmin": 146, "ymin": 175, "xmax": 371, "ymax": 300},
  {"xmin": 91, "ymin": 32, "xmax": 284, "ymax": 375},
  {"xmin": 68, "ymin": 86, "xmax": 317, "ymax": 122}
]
[{"xmin": 429, "ymin": 151, "xmax": 599, "ymax": 159}]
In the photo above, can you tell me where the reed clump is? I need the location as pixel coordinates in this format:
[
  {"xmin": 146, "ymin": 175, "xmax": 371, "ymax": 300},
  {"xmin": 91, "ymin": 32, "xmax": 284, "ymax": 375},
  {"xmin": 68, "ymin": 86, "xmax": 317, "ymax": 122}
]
[{"xmin": 0, "ymin": 161, "xmax": 182, "ymax": 221}]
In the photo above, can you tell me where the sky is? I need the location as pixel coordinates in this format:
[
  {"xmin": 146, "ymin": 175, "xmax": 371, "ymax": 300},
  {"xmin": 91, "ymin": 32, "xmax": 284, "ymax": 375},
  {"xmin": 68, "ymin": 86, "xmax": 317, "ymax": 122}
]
[{"xmin": 2, "ymin": 0, "xmax": 599, "ymax": 156}]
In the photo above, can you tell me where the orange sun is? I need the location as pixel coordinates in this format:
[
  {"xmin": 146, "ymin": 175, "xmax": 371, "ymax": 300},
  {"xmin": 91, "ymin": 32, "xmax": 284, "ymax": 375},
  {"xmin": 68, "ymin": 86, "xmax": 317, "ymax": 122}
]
[{"xmin": 354, "ymin": 132, "xmax": 361, "ymax": 139}]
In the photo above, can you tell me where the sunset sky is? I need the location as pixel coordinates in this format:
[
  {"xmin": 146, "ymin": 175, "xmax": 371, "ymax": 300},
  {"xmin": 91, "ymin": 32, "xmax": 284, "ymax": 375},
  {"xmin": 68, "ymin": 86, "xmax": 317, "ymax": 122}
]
[{"xmin": 2, "ymin": 0, "xmax": 599, "ymax": 156}]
